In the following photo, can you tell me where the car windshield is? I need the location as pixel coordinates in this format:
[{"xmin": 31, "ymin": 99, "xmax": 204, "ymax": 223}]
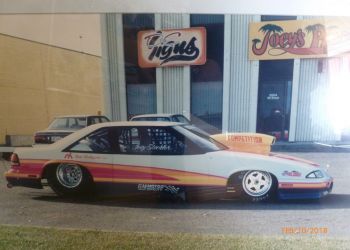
[{"xmin": 174, "ymin": 125, "xmax": 228, "ymax": 152}]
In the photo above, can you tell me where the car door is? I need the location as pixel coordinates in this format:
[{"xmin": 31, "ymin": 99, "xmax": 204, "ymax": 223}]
[{"xmin": 111, "ymin": 126, "xmax": 210, "ymax": 189}]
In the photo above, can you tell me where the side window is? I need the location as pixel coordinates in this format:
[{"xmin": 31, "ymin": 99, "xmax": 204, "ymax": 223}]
[
  {"xmin": 68, "ymin": 118, "xmax": 77, "ymax": 129},
  {"xmin": 147, "ymin": 127, "xmax": 186, "ymax": 155},
  {"xmin": 173, "ymin": 115, "xmax": 190, "ymax": 124},
  {"xmin": 118, "ymin": 127, "xmax": 143, "ymax": 154},
  {"xmin": 49, "ymin": 118, "xmax": 68, "ymax": 129},
  {"xmin": 68, "ymin": 118, "xmax": 86, "ymax": 129},
  {"xmin": 100, "ymin": 117, "xmax": 109, "ymax": 123},
  {"xmin": 69, "ymin": 128, "xmax": 112, "ymax": 153},
  {"xmin": 117, "ymin": 127, "xmax": 186, "ymax": 155},
  {"xmin": 156, "ymin": 117, "xmax": 170, "ymax": 122},
  {"xmin": 77, "ymin": 117, "xmax": 87, "ymax": 128},
  {"xmin": 89, "ymin": 117, "xmax": 101, "ymax": 125}
]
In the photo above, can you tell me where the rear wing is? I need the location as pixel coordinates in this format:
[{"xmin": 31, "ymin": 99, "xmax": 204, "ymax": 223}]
[{"xmin": 210, "ymin": 133, "xmax": 276, "ymax": 155}]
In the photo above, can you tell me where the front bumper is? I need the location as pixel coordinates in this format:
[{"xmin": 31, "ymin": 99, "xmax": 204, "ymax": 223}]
[{"xmin": 278, "ymin": 181, "xmax": 333, "ymax": 200}]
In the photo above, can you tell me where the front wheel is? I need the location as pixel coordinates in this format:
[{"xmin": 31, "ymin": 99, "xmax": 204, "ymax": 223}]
[
  {"xmin": 241, "ymin": 170, "xmax": 276, "ymax": 202},
  {"xmin": 47, "ymin": 163, "xmax": 94, "ymax": 197}
]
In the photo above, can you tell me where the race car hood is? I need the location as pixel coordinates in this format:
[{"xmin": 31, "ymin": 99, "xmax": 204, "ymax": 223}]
[{"xmin": 208, "ymin": 149, "xmax": 326, "ymax": 179}]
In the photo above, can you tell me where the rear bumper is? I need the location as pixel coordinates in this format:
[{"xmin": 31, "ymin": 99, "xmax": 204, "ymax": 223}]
[
  {"xmin": 6, "ymin": 177, "xmax": 43, "ymax": 189},
  {"xmin": 5, "ymin": 169, "xmax": 43, "ymax": 189},
  {"xmin": 278, "ymin": 182, "xmax": 333, "ymax": 200}
]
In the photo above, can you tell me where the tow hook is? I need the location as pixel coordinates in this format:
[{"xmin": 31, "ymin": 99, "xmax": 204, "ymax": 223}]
[{"xmin": 7, "ymin": 183, "xmax": 13, "ymax": 188}]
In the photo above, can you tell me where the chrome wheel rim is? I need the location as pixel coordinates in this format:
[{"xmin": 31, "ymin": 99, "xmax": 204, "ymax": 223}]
[
  {"xmin": 242, "ymin": 171, "xmax": 272, "ymax": 197},
  {"xmin": 56, "ymin": 164, "xmax": 83, "ymax": 188}
]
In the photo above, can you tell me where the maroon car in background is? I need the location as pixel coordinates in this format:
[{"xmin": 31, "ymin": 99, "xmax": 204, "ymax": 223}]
[{"xmin": 34, "ymin": 115, "xmax": 110, "ymax": 145}]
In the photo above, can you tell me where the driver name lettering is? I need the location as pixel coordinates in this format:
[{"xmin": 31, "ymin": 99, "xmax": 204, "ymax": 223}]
[{"xmin": 134, "ymin": 144, "xmax": 171, "ymax": 152}]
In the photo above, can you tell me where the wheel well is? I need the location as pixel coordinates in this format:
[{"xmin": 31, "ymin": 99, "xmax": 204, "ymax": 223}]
[
  {"xmin": 41, "ymin": 163, "xmax": 59, "ymax": 179},
  {"xmin": 41, "ymin": 163, "xmax": 93, "ymax": 180}
]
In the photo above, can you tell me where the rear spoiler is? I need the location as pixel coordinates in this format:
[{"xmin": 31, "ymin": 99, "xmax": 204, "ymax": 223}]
[{"xmin": 210, "ymin": 133, "xmax": 276, "ymax": 155}]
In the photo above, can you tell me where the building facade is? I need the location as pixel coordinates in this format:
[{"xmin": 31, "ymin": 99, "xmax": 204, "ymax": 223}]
[{"xmin": 101, "ymin": 13, "xmax": 348, "ymax": 142}]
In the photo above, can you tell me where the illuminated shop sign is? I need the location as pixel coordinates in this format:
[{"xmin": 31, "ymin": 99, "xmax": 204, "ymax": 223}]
[
  {"xmin": 137, "ymin": 27, "xmax": 207, "ymax": 68},
  {"xmin": 249, "ymin": 19, "xmax": 328, "ymax": 60}
]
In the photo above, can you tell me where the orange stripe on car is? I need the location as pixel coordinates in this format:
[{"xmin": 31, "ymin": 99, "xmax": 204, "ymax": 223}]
[
  {"xmin": 15, "ymin": 159, "xmax": 227, "ymax": 186},
  {"xmin": 279, "ymin": 182, "xmax": 330, "ymax": 189},
  {"xmin": 93, "ymin": 177, "xmax": 226, "ymax": 186},
  {"xmin": 5, "ymin": 172, "xmax": 40, "ymax": 179}
]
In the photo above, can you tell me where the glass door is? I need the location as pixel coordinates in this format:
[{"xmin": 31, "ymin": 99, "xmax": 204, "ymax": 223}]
[{"xmin": 256, "ymin": 60, "xmax": 293, "ymax": 141}]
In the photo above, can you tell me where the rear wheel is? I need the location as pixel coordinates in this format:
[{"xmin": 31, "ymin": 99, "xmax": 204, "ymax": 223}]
[
  {"xmin": 241, "ymin": 170, "xmax": 275, "ymax": 202},
  {"xmin": 47, "ymin": 163, "xmax": 94, "ymax": 197}
]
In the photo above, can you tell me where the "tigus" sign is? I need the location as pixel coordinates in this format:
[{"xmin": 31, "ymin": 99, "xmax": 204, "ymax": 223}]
[
  {"xmin": 249, "ymin": 19, "xmax": 328, "ymax": 60},
  {"xmin": 138, "ymin": 27, "xmax": 206, "ymax": 68}
]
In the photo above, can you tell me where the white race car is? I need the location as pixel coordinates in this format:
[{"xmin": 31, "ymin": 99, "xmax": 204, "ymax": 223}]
[{"xmin": 5, "ymin": 122, "xmax": 333, "ymax": 202}]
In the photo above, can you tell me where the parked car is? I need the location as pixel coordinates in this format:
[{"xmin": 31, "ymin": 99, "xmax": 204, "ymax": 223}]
[
  {"xmin": 7, "ymin": 121, "xmax": 333, "ymax": 202},
  {"xmin": 130, "ymin": 114, "xmax": 191, "ymax": 124},
  {"xmin": 34, "ymin": 115, "xmax": 110, "ymax": 145}
]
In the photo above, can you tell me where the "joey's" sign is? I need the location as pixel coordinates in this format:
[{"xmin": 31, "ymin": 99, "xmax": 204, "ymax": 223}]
[
  {"xmin": 138, "ymin": 27, "xmax": 207, "ymax": 68},
  {"xmin": 249, "ymin": 19, "xmax": 328, "ymax": 60}
]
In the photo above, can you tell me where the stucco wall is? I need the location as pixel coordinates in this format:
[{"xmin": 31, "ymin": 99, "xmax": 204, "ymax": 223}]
[
  {"xmin": 0, "ymin": 34, "xmax": 103, "ymax": 144},
  {"xmin": 0, "ymin": 14, "xmax": 101, "ymax": 56}
]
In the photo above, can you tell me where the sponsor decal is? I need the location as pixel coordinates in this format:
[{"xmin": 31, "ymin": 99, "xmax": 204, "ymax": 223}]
[
  {"xmin": 137, "ymin": 184, "xmax": 180, "ymax": 194},
  {"xmin": 64, "ymin": 152, "xmax": 73, "ymax": 160},
  {"xmin": 282, "ymin": 170, "xmax": 302, "ymax": 177},
  {"xmin": 64, "ymin": 153, "xmax": 106, "ymax": 161},
  {"xmin": 227, "ymin": 135, "xmax": 263, "ymax": 144},
  {"xmin": 138, "ymin": 27, "xmax": 206, "ymax": 68},
  {"xmin": 249, "ymin": 19, "xmax": 327, "ymax": 60}
]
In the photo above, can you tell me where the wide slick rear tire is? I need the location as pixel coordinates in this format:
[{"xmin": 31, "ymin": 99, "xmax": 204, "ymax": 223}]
[{"xmin": 47, "ymin": 163, "xmax": 94, "ymax": 197}]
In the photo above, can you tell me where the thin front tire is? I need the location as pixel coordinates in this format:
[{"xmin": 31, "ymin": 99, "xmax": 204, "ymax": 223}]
[{"xmin": 242, "ymin": 170, "xmax": 274, "ymax": 202}]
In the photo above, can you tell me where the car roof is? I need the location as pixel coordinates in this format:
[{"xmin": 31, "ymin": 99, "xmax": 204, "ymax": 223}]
[
  {"xmin": 97, "ymin": 121, "xmax": 181, "ymax": 127},
  {"xmin": 54, "ymin": 115, "xmax": 107, "ymax": 118},
  {"xmin": 51, "ymin": 121, "xmax": 182, "ymax": 150},
  {"xmin": 131, "ymin": 114, "xmax": 183, "ymax": 119}
]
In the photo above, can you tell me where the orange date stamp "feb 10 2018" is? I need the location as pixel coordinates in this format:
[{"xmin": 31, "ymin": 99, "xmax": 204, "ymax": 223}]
[{"xmin": 282, "ymin": 227, "xmax": 328, "ymax": 234}]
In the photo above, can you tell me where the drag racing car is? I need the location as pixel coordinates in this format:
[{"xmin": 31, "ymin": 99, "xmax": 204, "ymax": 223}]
[{"xmin": 5, "ymin": 122, "xmax": 333, "ymax": 201}]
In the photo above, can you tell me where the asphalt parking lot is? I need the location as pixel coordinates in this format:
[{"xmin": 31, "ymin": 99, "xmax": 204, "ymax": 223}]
[{"xmin": 1, "ymin": 152, "xmax": 350, "ymax": 237}]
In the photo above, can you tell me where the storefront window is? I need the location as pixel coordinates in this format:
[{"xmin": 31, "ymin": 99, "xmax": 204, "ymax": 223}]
[
  {"xmin": 190, "ymin": 14, "xmax": 224, "ymax": 133},
  {"xmin": 123, "ymin": 14, "xmax": 156, "ymax": 119}
]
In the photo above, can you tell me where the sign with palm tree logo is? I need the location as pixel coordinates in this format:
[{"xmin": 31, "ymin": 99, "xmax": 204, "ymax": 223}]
[{"xmin": 249, "ymin": 19, "xmax": 328, "ymax": 60}]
